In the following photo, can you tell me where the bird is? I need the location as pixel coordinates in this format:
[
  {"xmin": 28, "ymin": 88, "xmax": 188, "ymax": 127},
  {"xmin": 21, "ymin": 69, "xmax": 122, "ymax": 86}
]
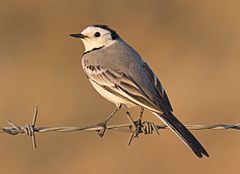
[{"xmin": 70, "ymin": 24, "xmax": 209, "ymax": 158}]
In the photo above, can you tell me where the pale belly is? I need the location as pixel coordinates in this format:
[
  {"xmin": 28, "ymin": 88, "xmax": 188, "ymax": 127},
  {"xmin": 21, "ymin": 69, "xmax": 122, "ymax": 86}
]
[{"xmin": 90, "ymin": 80, "xmax": 136, "ymax": 108}]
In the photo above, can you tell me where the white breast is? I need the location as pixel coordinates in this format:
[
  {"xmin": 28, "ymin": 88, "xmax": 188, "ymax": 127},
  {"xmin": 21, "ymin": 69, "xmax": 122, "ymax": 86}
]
[{"xmin": 90, "ymin": 80, "xmax": 136, "ymax": 108}]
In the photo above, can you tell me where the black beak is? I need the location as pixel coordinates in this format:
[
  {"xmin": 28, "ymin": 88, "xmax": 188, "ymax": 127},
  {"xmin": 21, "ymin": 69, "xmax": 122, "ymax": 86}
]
[{"xmin": 69, "ymin": 33, "xmax": 87, "ymax": 39}]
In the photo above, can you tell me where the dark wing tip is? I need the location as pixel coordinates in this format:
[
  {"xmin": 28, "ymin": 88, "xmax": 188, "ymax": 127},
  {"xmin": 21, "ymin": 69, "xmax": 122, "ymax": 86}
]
[
  {"xmin": 143, "ymin": 62, "xmax": 173, "ymax": 111},
  {"xmin": 195, "ymin": 149, "xmax": 209, "ymax": 158}
]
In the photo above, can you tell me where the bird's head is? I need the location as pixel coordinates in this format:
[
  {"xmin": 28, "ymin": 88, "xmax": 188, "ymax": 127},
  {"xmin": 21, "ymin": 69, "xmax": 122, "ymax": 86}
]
[{"xmin": 70, "ymin": 24, "xmax": 119, "ymax": 52}]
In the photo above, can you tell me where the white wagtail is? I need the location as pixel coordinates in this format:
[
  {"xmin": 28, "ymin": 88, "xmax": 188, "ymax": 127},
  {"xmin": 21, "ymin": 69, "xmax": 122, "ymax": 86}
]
[{"xmin": 70, "ymin": 24, "xmax": 209, "ymax": 158}]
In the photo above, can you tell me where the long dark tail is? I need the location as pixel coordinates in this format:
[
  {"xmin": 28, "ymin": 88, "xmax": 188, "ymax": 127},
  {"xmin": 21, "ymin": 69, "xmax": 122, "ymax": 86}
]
[{"xmin": 154, "ymin": 112, "xmax": 209, "ymax": 158}]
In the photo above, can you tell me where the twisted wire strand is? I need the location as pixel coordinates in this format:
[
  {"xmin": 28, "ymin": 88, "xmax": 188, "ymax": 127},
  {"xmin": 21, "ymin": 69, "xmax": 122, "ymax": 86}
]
[
  {"xmin": 0, "ymin": 106, "xmax": 239, "ymax": 149},
  {"xmin": 1, "ymin": 122, "xmax": 239, "ymax": 134}
]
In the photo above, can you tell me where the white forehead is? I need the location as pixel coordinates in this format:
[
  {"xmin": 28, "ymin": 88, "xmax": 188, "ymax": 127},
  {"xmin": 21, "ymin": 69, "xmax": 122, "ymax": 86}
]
[{"xmin": 81, "ymin": 26, "xmax": 110, "ymax": 35}]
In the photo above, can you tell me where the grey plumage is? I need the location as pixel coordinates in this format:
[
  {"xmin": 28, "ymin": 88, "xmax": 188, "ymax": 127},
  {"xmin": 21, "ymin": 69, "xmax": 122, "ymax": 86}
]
[
  {"xmin": 82, "ymin": 39, "xmax": 166, "ymax": 112},
  {"xmin": 70, "ymin": 25, "xmax": 209, "ymax": 158}
]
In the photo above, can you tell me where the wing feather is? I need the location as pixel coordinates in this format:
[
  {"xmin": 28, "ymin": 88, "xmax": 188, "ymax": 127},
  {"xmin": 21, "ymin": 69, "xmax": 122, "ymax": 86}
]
[
  {"xmin": 84, "ymin": 65, "xmax": 161, "ymax": 112},
  {"xmin": 143, "ymin": 62, "xmax": 173, "ymax": 111}
]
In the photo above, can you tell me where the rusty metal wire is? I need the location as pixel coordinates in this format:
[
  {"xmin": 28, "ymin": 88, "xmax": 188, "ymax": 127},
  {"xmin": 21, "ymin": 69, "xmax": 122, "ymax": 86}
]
[{"xmin": 0, "ymin": 106, "xmax": 239, "ymax": 149}]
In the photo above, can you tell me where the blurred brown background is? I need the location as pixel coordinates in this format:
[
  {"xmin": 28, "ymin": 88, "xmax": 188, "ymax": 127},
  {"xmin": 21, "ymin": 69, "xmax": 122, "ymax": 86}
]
[{"xmin": 0, "ymin": 0, "xmax": 240, "ymax": 173}]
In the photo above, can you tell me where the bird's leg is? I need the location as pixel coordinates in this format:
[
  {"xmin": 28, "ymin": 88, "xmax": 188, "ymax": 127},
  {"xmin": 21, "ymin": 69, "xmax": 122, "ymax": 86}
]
[
  {"xmin": 126, "ymin": 111, "xmax": 144, "ymax": 145},
  {"xmin": 128, "ymin": 108, "xmax": 145, "ymax": 136},
  {"xmin": 97, "ymin": 104, "xmax": 122, "ymax": 137},
  {"xmin": 135, "ymin": 107, "xmax": 144, "ymax": 129},
  {"xmin": 125, "ymin": 111, "xmax": 142, "ymax": 139},
  {"xmin": 125, "ymin": 108, "xmax": 144, "ymax": 136},
  {"xmin": 135, "ymin": 108, "xmax": 159, "ymax": 135},
  {"xmin": 135, "ymin": 108, "xmax": 145, "ymax": 137},
  {"xmin": 126, "ymin": 111, "xmax": 137, "ymax": 129}
]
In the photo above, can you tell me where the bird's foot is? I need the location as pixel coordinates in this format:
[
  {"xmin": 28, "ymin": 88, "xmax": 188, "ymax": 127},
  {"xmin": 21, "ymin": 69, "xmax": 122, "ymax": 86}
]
[
  {"xmin": 96, "ymin": 121, "xmax": 107, "ymax": 137},
  {"xmin": 126, "ymin": 112, "xmax": 144, "ymax": 145},
  {"xmin": 96, "ymin": 105, "xmax": 122, "ymax": 137},
  {"xmin": 126, "ymin": 112, "xmax": 143, "ymax": 137},
  {"xmin": 131, "ymin": 107, "xmax": 144, "ymax": 138},
  {"xmin": 132, "ymin": 118, "xmax": 144, "ymax": 138}
]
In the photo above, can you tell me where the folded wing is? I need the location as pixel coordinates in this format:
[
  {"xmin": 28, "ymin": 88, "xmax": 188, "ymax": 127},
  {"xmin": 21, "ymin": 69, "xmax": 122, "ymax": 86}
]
[{"xmin": 84, "ymin": 65, "xmax": 161, "ymax": 112}]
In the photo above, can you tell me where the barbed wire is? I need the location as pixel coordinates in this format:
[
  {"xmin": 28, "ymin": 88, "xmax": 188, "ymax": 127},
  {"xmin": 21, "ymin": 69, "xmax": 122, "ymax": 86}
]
[{"xmin": 0, "ymin": 106, "xmax": 239, "ymax": 149}]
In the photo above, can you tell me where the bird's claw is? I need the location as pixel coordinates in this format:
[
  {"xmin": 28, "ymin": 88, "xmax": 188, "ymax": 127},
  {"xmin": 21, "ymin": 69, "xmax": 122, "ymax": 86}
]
[
  {"xmin": 96, "ymin": 121, "xmax": 107, "ymax": 137},
  {"xmin": 133, "ymin": 119, "xmax": 144, "ymax": 138}
]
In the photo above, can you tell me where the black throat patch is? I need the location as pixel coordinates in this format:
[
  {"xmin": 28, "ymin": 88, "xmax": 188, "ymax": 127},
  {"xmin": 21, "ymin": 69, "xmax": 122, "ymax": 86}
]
[{"xmin": 83, "ymin": 46, "xmax": 104, "ymax": 55}]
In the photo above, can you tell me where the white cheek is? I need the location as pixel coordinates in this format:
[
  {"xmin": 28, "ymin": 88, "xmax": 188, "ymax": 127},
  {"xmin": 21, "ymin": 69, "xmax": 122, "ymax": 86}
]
[
  {"xmin": 82, "ymin": 37, "xmax": 115, "ymax": 52},
  {"xmin": 82, "ymin": 40, "xmax": 103, "ymax": 52}
]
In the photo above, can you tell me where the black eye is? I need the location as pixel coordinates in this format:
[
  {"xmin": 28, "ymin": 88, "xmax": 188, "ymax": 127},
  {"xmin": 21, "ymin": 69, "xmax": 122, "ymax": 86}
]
[{"xmin": 94, "ymin": 32, "xmax": 101, "ymax": 37}]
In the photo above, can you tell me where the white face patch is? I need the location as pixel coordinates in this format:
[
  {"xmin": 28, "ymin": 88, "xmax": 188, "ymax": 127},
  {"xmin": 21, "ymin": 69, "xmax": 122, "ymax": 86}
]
[{"xmin": 80, "ymin": 26, "xmax": 115, "ymax": 52}]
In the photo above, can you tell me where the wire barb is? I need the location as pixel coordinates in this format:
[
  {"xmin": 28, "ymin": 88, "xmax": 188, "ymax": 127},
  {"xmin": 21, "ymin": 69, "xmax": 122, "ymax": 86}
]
[
  {"xmin": 0, "ymin": 106, "xmax": 240, "ymax": 149},
  {"xmin": 2, "ymin": 106, "xmax": 39, "ymax": 150}
]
